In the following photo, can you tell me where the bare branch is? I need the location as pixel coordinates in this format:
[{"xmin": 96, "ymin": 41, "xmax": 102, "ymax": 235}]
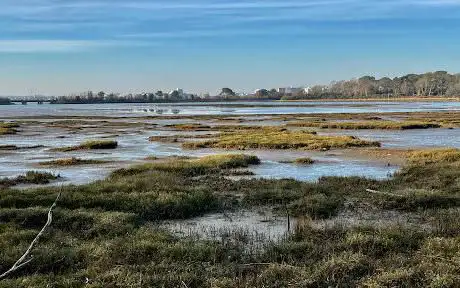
[{"xmin": 0, "ymin": 192, "xmax": 61, "ymax": 280}]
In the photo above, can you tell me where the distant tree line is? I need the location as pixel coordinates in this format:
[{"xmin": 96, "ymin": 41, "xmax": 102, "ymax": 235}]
[
  {"xmin": 2, "ymin": 71, "xmax": 459, "ymax": 104},
  {"xmin": 0, "ymin": 98, "xmax": 12, "ymax": 105},
  {"xmin": 49, "ymin": 91, "xmax": 201, "ymax": 104},
  {"xmin": 284, "ymin": 71, "xmax": 460, "ymax": 100}
]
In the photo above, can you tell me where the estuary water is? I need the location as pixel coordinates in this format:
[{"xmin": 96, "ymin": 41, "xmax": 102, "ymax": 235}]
[
  {"xmin": 0, "ymin": 101, "xmax": 458, "ymax": 186},
  {"xmin": 0, "ymin": 101, "xmax": 459, "ymax": 117}
]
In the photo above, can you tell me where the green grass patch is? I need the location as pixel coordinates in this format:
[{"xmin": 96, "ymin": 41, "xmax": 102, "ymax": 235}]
[
  {"xmin": 38, "ymin": 157, "xmax": 109, "ymax": 166},
  {"xmin": 407, "ymin": 148, "xmax": 460, "ymax": 165},
  {"xmin": 0, "ymin": 171, "xmax": 59, "ymax": 188},
  {"xmin": 112, "ymin": 154, "xmax": 260, "ymax": 178},
  {"xmin": 0, "ymin": 145, "xmax": 18, "ymax": 150},
  {"xmin": 52, "ymin": 140, "xmax": 118, "ymax": 152},
  {"xmin": 183, "ymin": 130, "xmax": 380, "ymax": 150},
  {"xmin": 294, "ymin": 157, "xmax": 315, "ymax": 164},
  {"xmin": 0, "ymin": 127, "xmax": 17, "ymax": 135},
  {"xmin": 287, "ymin": 120, "xmax": 442, "ymax": 130},
  {"xmin": 165, "ymin": 123, "xmax": 212, "ymax": 131}
]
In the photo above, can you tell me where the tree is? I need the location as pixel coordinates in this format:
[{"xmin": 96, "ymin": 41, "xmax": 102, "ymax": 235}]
[
  {"xmin": 97, "ymin": 91, "xmax": 105, "ymax": 101},
  {"xmin": 220, "ymin": 88, "xmax": 235, "ymax": 97},
  {"xmin": 255, "ymin": 89, "xmax": 269, "ymax": 98},
  {"xmin": 170, "ymin": 90, "xmax": 180, "ymax": 99},
  {"xmin": 446, "ymin": 83, "xmax": 460, "ymax": 96},
  {"xmin": 377, "ymin": 77, "xmax": 393, "ymax": 97},
  {"xmin": 358, "ymin": 76, "xmax": 376, "ymax": 98},
  {"xmin": 155, "ymin": 91, "xmax": 164, "ymax": 98}
]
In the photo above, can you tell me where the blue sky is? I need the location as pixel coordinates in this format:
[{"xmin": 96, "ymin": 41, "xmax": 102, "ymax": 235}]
[{"xmin": 1, "ymin": 0, "xmax": 460, "ymax": 96}]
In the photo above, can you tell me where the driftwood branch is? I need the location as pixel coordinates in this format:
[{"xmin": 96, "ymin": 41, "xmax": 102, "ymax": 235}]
[
  {"xmin": 366, "ymin": 189, "xmax": 404, "ymax": 198},
  {"xmin": 0, "ymin": 192, "xmax": 61, "ymax": 280}
]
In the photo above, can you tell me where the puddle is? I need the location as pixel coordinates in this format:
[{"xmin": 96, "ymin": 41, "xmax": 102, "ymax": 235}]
[
  {"xmin": 251, "ymin": 160, "xmax": 397, "ymax": 181},
  {"xmin": 161, "ymin": 209, "xmax": 294, "ymax": 244}
]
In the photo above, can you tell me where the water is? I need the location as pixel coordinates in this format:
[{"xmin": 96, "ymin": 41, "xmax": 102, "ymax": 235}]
[
  {"xmin": 252, "ymin": 160, "xmax": 397, "ymax": 181},
  {"xmin": 1, "ymin": 101, "xmax": 459, "ymax": 117},
  {"xmin": 319, "ymin": 128, "xmax": 460, "ymax": 148},
  {"xmin": 0, "ymin": 101, "xmax": 458, "ymax": 185},
  {"xmin": 161, "ymin": 209, "xmax": 294, "ymax": 244}
]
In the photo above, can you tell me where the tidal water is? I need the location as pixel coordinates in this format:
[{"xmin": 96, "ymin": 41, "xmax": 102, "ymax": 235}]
[
  {"xmin": 0, "ymin": 101, "xmax": 458, "ymax": 185},
  {"xmin": 1, "ymin": 101, "xmax": 459, "ymax": 117}
]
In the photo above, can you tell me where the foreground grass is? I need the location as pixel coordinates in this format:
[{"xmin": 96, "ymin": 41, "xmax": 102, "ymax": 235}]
[
  {"xmin": 39, "ymin": 157, "xmax": 109, "ymax": 167},
  {"xmin": 183, "ymin": 130, "xmax": 381, "ymax": 150},
  {"xmin": 287, "ymin": 120, "xmax": 442, "ymax": 130},
  {"xmin": 0, "ymin": 150, "xmax": 459, "ymax": 287},
  {"xmin": 52, "ymin": 140, "xmax": 118, "ymax": 152}
]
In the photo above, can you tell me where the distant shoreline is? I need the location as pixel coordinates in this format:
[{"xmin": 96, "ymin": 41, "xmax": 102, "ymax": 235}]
[
  {"xmin": 280, "ymin": 97, "xmax": 460, "ymax": 103},
  {"xmin": 2, "ymin": 96, "xmax": 459, "ymax": 106}
]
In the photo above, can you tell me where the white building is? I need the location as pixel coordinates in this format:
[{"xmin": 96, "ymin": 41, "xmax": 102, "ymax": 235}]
[{"xmin": 277, "ymin": 87, "xmax": 304, "ymax": 95}]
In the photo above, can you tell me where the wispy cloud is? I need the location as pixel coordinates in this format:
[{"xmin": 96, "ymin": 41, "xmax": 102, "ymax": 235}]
[
  {"xmin": 1, "ymin": 0, "xmax": 459, "ymax": 52},
  {"xmin": 0, "ymin": 40, "xmax": 150, "ymax": 53}
]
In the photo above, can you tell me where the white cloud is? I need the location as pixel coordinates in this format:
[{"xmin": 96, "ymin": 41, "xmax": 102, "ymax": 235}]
[{"xmin": 0, "ymin": 40, "xmax": 144, "ymax": 53}]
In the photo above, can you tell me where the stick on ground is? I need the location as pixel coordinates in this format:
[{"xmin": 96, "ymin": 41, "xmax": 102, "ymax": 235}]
[{"xmin": 0, "ymin": 192, "xmax": 61, "ymax": 280}]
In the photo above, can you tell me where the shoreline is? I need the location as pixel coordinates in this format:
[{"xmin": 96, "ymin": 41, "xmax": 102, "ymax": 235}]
[{"xmin": 280, "ymin": 96, "xmax": 460, "ymax": 102}]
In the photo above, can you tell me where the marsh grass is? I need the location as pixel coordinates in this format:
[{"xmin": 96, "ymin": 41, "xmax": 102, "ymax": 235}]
[
  {"xmin": 112, "ymin": 154, "xmax": 261, "ymax": 178},
  {"xmin": 294, "ymin": 157, "xmax": 316, "ymax": 164},
  {"xmin": 0, "ymin": 122, "xmax": 20, "ymax": 135},
  {"xmin": 38, "ymin": 157, "xmax": 109, "ymax": 166},
  {"xmin": 52, "ymin": 140, "xmax": 118, "ymax": 152},
  {"xmin": 287, "ymin": 120, "xmax": 442, "ymax": 130},
  {"xmin": 0, "ymin": 145, "xmax": 18, "ymax": 150},
  {"xmin": 148, "ymin": 134, "xmax": 214, "ymax": 143},
  {"xmin": 183, "ymin": 130, "xmax": 380, "ymax": 150},
  {"xmin": 0, "ymin": 127, "xmax": 17, "ymax": 135},
  {"xmin": 0, "ymin": 171, "xmax": 59, "ymax": 188},
  {"xmin": 0, "ymin": 145, "xmax": 43, "ymax": 151},
  {"xmin": 166, "ymin": 123, "xmax": 212, "ymax": 130},
  {"xmin": 0, "ymin": 122, "xmax": 19, "ymax": 128},
  {"xmin": 407, "ymin": 148, "xmax": 460, "ymax": 165},
  {"xmin": 1, "ymin": 152, "xmax": 460, "ymax": 286}
]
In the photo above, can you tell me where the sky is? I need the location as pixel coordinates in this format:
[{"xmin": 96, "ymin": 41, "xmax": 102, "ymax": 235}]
[{"xmin": 1, "ymin": 0, "xmax": 460, "ymax": 96}]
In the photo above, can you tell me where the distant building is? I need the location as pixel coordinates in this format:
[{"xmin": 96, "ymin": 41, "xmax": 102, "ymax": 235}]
[
  {"xmin": 277, "ymin": 87, "xmax": 304, "ymax": 95},
  {"xmin": 169, "ymin": 88, "xmax": 193, "ymax": 100}
]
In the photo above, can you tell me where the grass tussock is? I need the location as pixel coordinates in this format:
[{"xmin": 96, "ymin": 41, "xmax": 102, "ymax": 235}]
[
  {"xmin": 0, "ymin": 122, "xmax": 20, "ymax": 135},
  {"xmin": 294, "ymin": 157, "xmax": 316, "ymax": 164},
  {"xmin": 407, "ymin": 148, "xmax": 460, "ymax": 165},
  {"xmin": 0, "ymin": 122, "xmax": 20, "ymax": 128},
  {"xmin": 287, "ymin": 120, "xmax": 442, "ymax": 130},
  {"xmin": 166, "ymin": 123, "xmax": 211, "ymax": 131},
  {"xmin": 183, "ymin": 130, "xmax": 380, "ymax": 151},
  {"xmin": 0, "ymin": 145, "xmax": 18, "ymax": 150},
  {"xmin": 52, "ymin": 140, "xmax": 118, "ymax": 152},
  {"xmin": 39, "ymin": 157, "xmax": 109, "ymax": 166},
  {"xmin": 112, "ymin": 154, "xmax": 260, "ymax": 178},
  {"xmin": 0, "ymin": 127, "xmax": 18, "ymax": 135},
  {"xmin": 0, "ymin": 171, "xmax": 58, "ymax": 188}
]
